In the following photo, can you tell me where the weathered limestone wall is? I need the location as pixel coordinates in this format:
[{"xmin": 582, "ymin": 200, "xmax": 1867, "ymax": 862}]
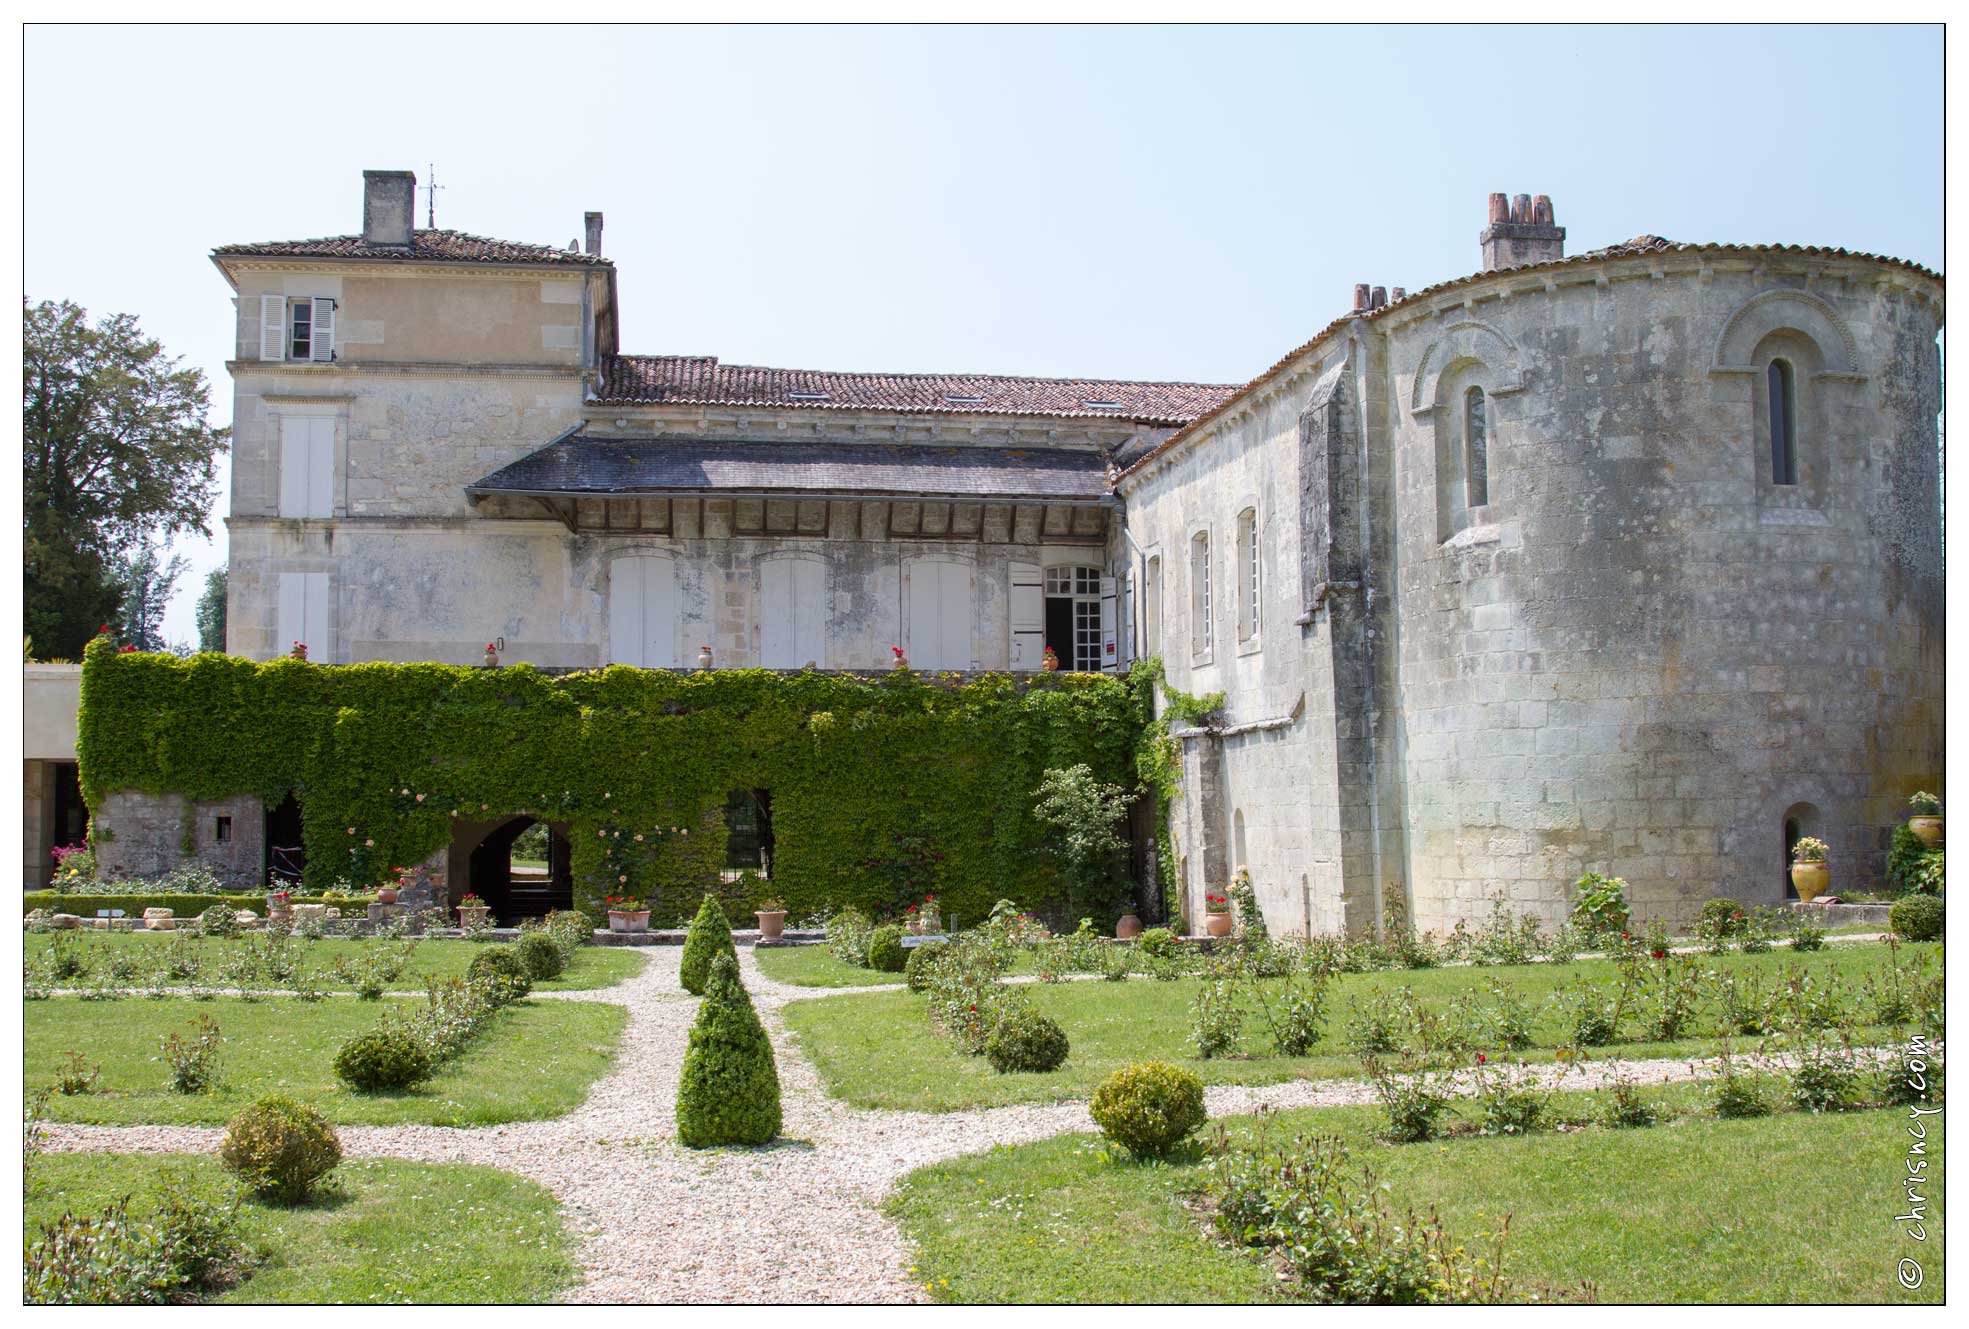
[
  {"xmin": 91, "ymin": 790, "xmax": 268, "ymax": 890},
  {"xmin": 1383, "ymin": 254, "xmax": 1945, "ymax": 928}
]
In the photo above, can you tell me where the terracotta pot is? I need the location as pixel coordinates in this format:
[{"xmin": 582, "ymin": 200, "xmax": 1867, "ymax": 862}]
[
  {"xmin": 377, "ymin": 885, "xmax": 398, "ymax": 906},
  {"xmin": 607, "ymin": 909, "xmax": 650, "ymax": 934},
  {"xmin": 1790, "ymin": 860, "xmax": 1830, "ymax": 900},
  {"xmin": 458, "ymin": 904, "xmax": 492, "ymax": 928},
  {"xmin": 1909, "ymin": 815, "xmax": 1944, "ymax": 848},
  {"xmin": 1115, "ymin": 913, "xmax": 1144, "ymax": 940},
  {"xmin": 755, "ymin": 910, "xmax": 786, "ymax": 940},
  {"xmin": 1204, "ymin": 911, "xmax": 1232, "ymax": 938},
  {"xmin": 907, "ymin": 917, "xmax": 923, "ymax": 935}
]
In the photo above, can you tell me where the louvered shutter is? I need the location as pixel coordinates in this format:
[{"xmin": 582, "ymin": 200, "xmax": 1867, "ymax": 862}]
[
  {"xmin": 1099, "ymin": 575, "xmax": 1119, "ymax": 671},
  {"xmin": 307, "ymin": 417, "xmax": 335, "ymax": 516},
  {"xmin": 1009, "ymin": 562, "xmax": 1044, "ymax": 669},
  {"xmin": 277, "ymin": 418, "xmax": 310, "ymax": 517},
  {"xmin": 260, "ymin": 294, "xmax": 286, "ymax": 361},
  {"xmin": 311, "ymin": 297, "xmax": 336, "ymax": 362}
]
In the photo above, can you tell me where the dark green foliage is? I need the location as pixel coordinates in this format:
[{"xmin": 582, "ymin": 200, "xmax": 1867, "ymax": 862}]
[
  {"xmin": 1137, "ymin": 927, "xmax": 1177, "ymax": 958},
  {"xmin": 904, "ymin": 938, "xmax": 948, "ymax": 992},
  {"xmin": 984, "ymin": 1003, "xmax": 1070, "ymax": 1074},
  {"xmin": 75, "ymin": 642, "xmax": 1160, "ymax": 931},
  {"xmin": 1890, "ymin": 893, "xmax": 1944, "ymax": 942},
  {"xmin": 1696, "ymin": 898, "xmax": 1744, "ymax": 935},
  {"xmin": 867, "ymin": 924, "xmax": 908, "ymax": 973},
  {"xmin": 676, "ymin": 952, "xmax": 781, "ymax": 1147},
  {"xmin": 467, "ymin": 946, "xmax": 533, "ymax": 999},
  {"xmin": 219, "ymin": 1094, "xmax": 342, "ymax": 1203},
  {"xmin": 1089, "ymin": 1061, "xmax": 1207, "ymax": 1158},
  {"xmin": 514, "ymin": 932, "xmax": 565, "ymax": 981},
  {"xmin": 680, "ymin": 895, "xmax": 736, "ymax": 995},
  {"xmin": 333, "ymin": 1022, "xmax": 436, "ymax": 1091}
]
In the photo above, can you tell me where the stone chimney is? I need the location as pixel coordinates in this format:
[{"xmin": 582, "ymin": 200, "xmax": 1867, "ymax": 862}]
[
  {"xmin": 363, "ymin": 170, "xmax": 417, "ymax": 248},
  {"xmin": 584, "ymin": 211, "xmax": 604, "ymax": 257},
  {"xmin": 1479, "ymin": 191, "xmax": 1564, "ymax": 271}
]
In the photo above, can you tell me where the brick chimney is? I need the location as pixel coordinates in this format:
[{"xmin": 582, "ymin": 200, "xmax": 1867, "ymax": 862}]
[
  {"xmin": 363, "ymin": 170, "xmax": 417, "ymax": 248},
  {"xmin": 584, "ymin": 211, "xmax": 604, "ymax": 257},
  {"xmin": 1479, "ymin": 191, "xmax": 1564, "ymax": 271}
]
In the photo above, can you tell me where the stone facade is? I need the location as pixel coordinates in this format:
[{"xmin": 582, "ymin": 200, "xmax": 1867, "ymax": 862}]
[{"xmin": 1118, "ymin": 208, "xmax": 1944, "ymax": 932}]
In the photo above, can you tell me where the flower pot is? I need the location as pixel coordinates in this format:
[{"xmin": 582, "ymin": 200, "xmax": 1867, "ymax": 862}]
[
  {"xmin": 142, "ymin": 907, "xmax": 175, "ymax": 931},
  {"xmin": 1204, "ymin": 911, "xmax": 1232, "ymax": 939},
  {"xmin": 907, "ymin": 917, "xmax": 923, "ymax": 936},
  {"xmin": 1790, "ymin": 860, "xmax": 1830, "ymax": 900},
  {"xmin": 1115, "ymin": 913, "xmax": 1144, "ymax": 940},
  {"xmin": 458, "ymin": 904, "xmax": 492, "ymax": 929},
  {"xmin": 755, "ymin": 910, "xmax": 786, "ymax": 940},
  {"xmin": 377, "ymin": 885, "xmax": 398, "ymax": 906},
  {"xmin": 607, "ymin": 909, "xmax": 649, "ymax": 934},
  {"xmin": 1909, "ymin": 815, "xmax": 1944, "ymax": 848}
]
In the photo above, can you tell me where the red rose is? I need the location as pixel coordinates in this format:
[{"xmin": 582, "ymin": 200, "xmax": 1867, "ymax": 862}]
[{"xmin": 1477, "ymin": 1053, "xmax": 1487, "ymax": 1064}]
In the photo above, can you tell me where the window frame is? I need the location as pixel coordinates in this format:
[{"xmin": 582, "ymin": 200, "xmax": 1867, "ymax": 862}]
[
  {"xmin": 1767, "ymin": 358, "xmax": 1798, "ymax": 486},
  {"xmin": 1189, "ymin": 529, "xmax": 1213, "ymax": 664},
  {"xmin": 1463, "ymin": 385, "xmax": 1490, "ymax": 509},
  {"xmin": 1234, "ymin": 507, "xmax": 1261, "ymax": 648}
]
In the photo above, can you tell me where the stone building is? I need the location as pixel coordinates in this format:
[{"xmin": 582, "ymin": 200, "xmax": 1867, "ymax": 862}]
[{"xmin": 80, "ymin": 174, "xmax": 1944, "ymax": 932}]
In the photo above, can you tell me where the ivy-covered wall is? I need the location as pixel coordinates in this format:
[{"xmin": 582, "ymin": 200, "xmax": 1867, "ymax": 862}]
[{"xmin": 77, "ymin": 635, "xmax": 1164, "ymax": 926}]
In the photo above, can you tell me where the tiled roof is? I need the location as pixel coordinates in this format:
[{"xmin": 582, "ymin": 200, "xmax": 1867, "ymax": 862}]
[
  {"xmin": 213, "ymin": 229, "xmax": 610, "ymax": 266},
  {"xmin": 596, "ymin": 355, "xmax": 1237, "ymax": 425},
  {"xmin": 1116, "ymin": 239, "xmax": 1944, "ymax": 482},
  {"xmin": 466, "ymin": 432, "xmax": 1111, "ymax": 503}
]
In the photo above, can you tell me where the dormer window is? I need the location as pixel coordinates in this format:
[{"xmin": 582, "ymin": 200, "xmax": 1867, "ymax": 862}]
[{"xmin": 259, "ymin": 294, "xmax": 335, "ymax": 363}]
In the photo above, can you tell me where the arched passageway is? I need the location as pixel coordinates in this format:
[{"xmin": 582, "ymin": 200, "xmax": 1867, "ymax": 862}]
[{"xmin": 458, "ymin": 816, "xmax": 573, "ymax": 924}]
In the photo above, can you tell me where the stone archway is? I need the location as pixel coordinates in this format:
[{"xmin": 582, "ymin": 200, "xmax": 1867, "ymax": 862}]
[{"xmin": 449, "ymin": 815, "xmax": 573, "ymax": 924}]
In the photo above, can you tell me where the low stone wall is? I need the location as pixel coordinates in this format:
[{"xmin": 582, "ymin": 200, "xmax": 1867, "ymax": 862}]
[{"xmin": 1788, "ymin": 900, "xmax": 1894, "ymax": 928}]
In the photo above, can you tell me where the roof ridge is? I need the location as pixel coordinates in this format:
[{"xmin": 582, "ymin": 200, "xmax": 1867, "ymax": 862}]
[{"xmin": 608, "ymin": 351, "xmax": 1236, "ymax": 390}]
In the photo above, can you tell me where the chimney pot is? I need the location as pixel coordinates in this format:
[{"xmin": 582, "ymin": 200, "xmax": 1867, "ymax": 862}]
[
  {"xmin": 1488, "ymin": 192, "xmax": 1510, "ymax": 224},
  {"xmin": 362, "ymin": 170, "xmax": 417, "ymax": 248},
  {"xmin": 584, "ymin": 211, "xmax": 604, "ymax": 257},
  {"xmin": 1511, "ymin": 193, "xmax": 1531, "ymax": 223},
  {"xmin": 1479, "ymin": 190, "xmax": 1566, "ymax": 272},
  {"xmin": 1370, "ymin": 286, "xmax": 1388, "ymax": 309},
  {"xmin": 1391, "ymin": 287, "xmax": 1406, "ymax": 302},
  {"xmin": 1353, "ymin": 283, "xmax": 1372, "ymax": 311},
  {"xmin": 1531, "ymin": 194, "xmax": 1554, "ymax": 225}
]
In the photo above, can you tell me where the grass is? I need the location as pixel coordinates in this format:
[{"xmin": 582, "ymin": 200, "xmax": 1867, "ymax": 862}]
[
  {"xmin": 25, "ymin": 932, "xmax": 646, "ymax": 991},
  {"xmin": 753, "ymin": 944, "xmax": 909, "ymax": 987},
  {"xmin": 26, "ymin": 994, "xmax": 627, "ymax": 1126},
  {"xmin": 783, "ymin": 941, "xmax": 1928, "ymax": 1112},
  {"xmin": 889, "ymin": 1090, "xmax": 1945, "ymax": 1304},
  {"xmin": 24, "ymin": 1152, "xmax": 576, "ymax": 1303}
]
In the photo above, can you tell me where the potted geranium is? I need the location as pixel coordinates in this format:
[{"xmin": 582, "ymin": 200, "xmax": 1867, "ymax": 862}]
[
  {"xmin": 904, "ymin": 903, "xmax": 923, "ymax": 935},
  {"xmin": 755, "ymin": 898, "xmax": 788, "ymax": 941},
  {"xmin": 1790, "ymin": 836, "xmax": 1831, "ymax": 900},
  {"xmin": 920, "ymin": 892, "xmax": 940, "ymax": 935},
  {"xmin": 1203, "ymin": 890, "xmax": 1232, "ymax": 938},
  {"xmin": 604, "ymin": 895, "xmax": 649, "ymax": 933},
  {"xmin": 457, "ymin": 893, "xmax": 493, "ymax": 929},
  {"xmin": 1908, "ymin": 792, "xmax": 1944, "ymax": 848},
  {"xmin": 266, "ymin": 888, "xmax": 293, "ymax": 924}
]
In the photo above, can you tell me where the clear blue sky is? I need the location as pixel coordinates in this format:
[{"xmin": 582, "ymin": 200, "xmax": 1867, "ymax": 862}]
[{"xmin": 23, "ymin": 23, "xmax": 1943, "ymax": 646}]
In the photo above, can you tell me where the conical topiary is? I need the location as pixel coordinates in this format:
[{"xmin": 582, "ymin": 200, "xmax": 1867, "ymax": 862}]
[
  {"xmin": 675, "ymin": 951, "xmax": 782, "ymax": 1147},
  {"xmin": 679, "ymin": 894, "xmax": 736, "ymax": 995}
]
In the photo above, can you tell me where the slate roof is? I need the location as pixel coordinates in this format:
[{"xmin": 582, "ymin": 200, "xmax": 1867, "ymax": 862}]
[
  {"xmin": 466, "ymin": 433, "xmax": 1112, "ymax": 503},
  {"xmin": 596, "ymin": 355, "xmax": 1237, "ymax": 425},
  {"xmin": 213, "ymin": 228, "xmax": 610, "ymax": 266}
]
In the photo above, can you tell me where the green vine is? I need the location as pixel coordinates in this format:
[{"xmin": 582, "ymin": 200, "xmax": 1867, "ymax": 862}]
[{"xmin": 78, "ymin": 635, "xmax": 1157, "ymax": 926}]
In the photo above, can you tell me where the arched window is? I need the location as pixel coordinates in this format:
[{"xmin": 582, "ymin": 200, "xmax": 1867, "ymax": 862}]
[
  {"xmin": 1768, "ymin": 359, "xmax": 1798, "ymax": 485},
  {"xmin": 1464, "ymin": 386, "xmax": 1489, "ymax": 508},
  {"xmin": 1235, "ymin": 509, "xmax": 1260, "ymax": 641}
]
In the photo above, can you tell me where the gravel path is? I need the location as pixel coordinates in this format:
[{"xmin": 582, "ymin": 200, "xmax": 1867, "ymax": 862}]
[{"xmin": 36, "ymin": 946, "xmax": 1909, "ymax": 1304}]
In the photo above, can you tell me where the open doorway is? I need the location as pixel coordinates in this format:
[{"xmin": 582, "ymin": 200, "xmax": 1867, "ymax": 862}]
[
  {"xmin": 265, "ymin": 793, "xmax": 305, "ymax": 889},
  {"xmin": 467, "ymin": 817, "xmax": 573, "ymax": 924},
  {"xmin": 1044, "ymin": 566, "xmax": 1103, "ymax": 670}
]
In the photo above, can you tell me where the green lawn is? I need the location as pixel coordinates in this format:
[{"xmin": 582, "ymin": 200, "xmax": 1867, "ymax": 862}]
[
  {"xmin": 26, "ymin": 933, "xmax": 646, "ymax": 992},
  {"xmin": 784, "ymin": 942, "xmax": 1926, "ymax": 1112},
  {"xmin": 25, "ymin": 1153, "xmax": 576, "ymax": 1303},
  {"xmin": 889, "ymin": 1092, "xmax": 1944, "ymax": 1304},
  {"xmin": 27, "ymin": 995, "xmax": 626, "ymax": 1126},
  {"xmin": 753, "ymin": 944, "xmax": 908, "ymax": 987}
]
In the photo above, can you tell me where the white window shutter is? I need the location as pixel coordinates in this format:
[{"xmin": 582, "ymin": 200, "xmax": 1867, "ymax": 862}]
[
  {"xmin": 792, "ymin": 558, "xmax": 825, "ymax": 667},
  {"xmin": 277, "ymin": 573, "xmax": 304, "ymax": 657},
  {"xmin": 642, "ymin": 559, "xmax": 678, "ymax": 668},
  {"xmin": 311, "ymin": 297, "xmax": 336, "ymax": 362},
  {"xmin": 907, "ymin": 565, "xmax": 940, "ymax": 667},
  {"xmin": 277, "ymin": 417, "xmax": 309, "ymax": 517},
  {"xmin": 939, "ymin": 563, "xmax": 972, "ymax": 670},
  {"xmin": 1100, "ymin": 574, "xmax": 1119, "ymax": 670},
  {"xmin": 260, "ymin": 295, "xmax": 286, "ymax": 361},
  {"xmin": 608, "ymin": 559, "xmax": 646, "ymax": 665},
  {"xmin": 307, "ymin": 417, "xmax": 335, "ymax": 517},
  {"xmin": 1008, "ymin": 562, "xmax": 1043, "ymax": 669},
  {"xmin": 303, "ymin": 573, "xmax": 330, "ymax": 660}
]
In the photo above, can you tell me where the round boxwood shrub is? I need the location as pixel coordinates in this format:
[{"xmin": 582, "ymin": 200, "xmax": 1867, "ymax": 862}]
[
  {"xmin": 680, "ymin": 895, "xmax": 736, "ymax": 996},
  {"xmin": 676, "ymin": 952, "xmax": 781, "ymax": 1147},
  {"xmin": 220, "ymin": 1094, "xmax": 343, "ymax": 1204},
  {"xmin": 1890, "ymin": 893, "xmax": 1944, "ymax": 942},
  {"xmin": 903, "ymin": 938, "xmax": 948, "ymax": 993},
  {"xmin": 332, "ymin": 1022, "xmax": 435, "ymax": 1092},
  {"xmin": 1137, "ymin": 927, "xmax": 1177, "ymax": 959},
  {"xmin": 867, "ymin": 924, "xmax": 908, "ymax": 973},
  {"xmin": 467, "ymin": 946, "xmax": 532, "ymax": 1000},
  {"xmin": 1697, "ymin": 898, "xmax": 1745, "ymax": 936},
  {"xmin": 985, "ymin": 1003, "xmax": 1070, "ymax": 1074},
  {"xmin": 1089, "ymin": 1061, "xmax": 1207, "ymax": 1158},
  {"xmin": 514, "ymin": 932, "xmax": 566, "ymax": 981}
]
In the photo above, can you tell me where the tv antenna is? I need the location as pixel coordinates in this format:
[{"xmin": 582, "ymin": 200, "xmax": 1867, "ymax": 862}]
[{"xmin": 424, "ymin": 164, "xmax": 445, "ymax": 229}]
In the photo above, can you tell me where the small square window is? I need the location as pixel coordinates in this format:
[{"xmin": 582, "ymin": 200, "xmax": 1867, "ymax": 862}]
[{"xmin": 214, "ymin": 816, "xmax": 233, "ymax": 844}]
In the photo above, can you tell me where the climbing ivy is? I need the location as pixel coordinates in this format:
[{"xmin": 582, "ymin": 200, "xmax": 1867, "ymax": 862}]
[{"xmin": 77, "ymin": 634, "xmax": 1161, "ymax": 926}]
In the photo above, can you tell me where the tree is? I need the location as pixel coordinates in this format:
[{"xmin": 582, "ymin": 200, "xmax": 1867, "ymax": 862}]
[
  {"xmin": 23, "ymin": 299, "xmax": 228, "ymax": 658},
  {"xmin": 195, "ymin": 564, "xmax": 228, "ymax": 654},
  {"xmin": 113, "ymin": 538, "xmax": 189, "ymax": 652},
  {"xmin": 1033, "ymin": 763, "xmax": 1131, "ymax": 916},
  {"xmin": 675, "ymin": 952, "xmax": 781, "ymax": 1147}
]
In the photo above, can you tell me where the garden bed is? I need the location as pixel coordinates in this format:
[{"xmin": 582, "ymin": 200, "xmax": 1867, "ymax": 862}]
[{"xmin": 888, "ymin": 1092, "xmax": 1945, "ymax": 1303}]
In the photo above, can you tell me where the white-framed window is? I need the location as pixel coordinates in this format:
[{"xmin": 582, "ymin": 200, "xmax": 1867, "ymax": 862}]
[
  {"xmin": 1189, "ymin": 531, "xmax": 1211, "ymax": 661},
  {"xmin": 1235, "ymin": 508, "xmax": 1260, "ymax": 642},
  {"xmin": 1045, "ymin": 565, "xmax": 1105, "ymax": 671},
  {"xmin": 277, "ymin": 415, "xmax": 336, "ymax": 518},
  {"xmin": 1144, "ymin": 554, "xmax": 1163, "ymax": 658},
  {"xmin": 259, "ymin": 294, "xmax": 336, "ymax": 363}
]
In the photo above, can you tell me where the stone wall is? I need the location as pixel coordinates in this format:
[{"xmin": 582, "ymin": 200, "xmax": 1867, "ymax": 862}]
[{"xmin": 92, "ymin": 790, "xmax": 268, "ymax": 889}]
